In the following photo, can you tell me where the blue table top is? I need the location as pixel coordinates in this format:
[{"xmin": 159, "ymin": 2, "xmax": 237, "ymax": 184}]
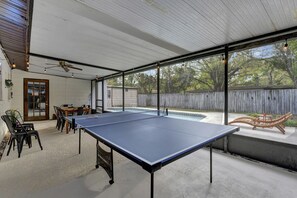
[{"xmin": 78, "ymin": 112, "xmax": 239, "ymax": 167}]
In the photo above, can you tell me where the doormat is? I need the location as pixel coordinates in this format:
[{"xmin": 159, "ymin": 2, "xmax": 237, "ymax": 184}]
[{"xmin": 0, "ymin": 134, "xmax": 9, "ymax": 161}]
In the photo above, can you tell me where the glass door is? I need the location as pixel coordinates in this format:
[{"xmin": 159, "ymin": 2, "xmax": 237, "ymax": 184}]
[
  {"xmin": 96, "ymin": 80, "xmax": 103, "ymax": 113},
  {"xmin": 24, "ymin": 79, "xmax": 49, "ymax": 121}
]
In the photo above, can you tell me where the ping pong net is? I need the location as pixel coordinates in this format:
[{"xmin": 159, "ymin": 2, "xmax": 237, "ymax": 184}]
[{"xmin": 73, "ymin": 110, "xmax": 167, "ymax": 129}]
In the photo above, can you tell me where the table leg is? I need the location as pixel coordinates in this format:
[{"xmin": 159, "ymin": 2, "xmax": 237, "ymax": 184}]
[
  {"xmin": 110, "ymin": 149, "xmax": 114, "ymax": 184},
  {"xmin": 96, "ymin": 140, "xmax": 99, "ymax": 168},
  {"xmin": 65, "ymin": 111, "xmax": 69, "ymax": 133},
  {"xmin": 95, "ymin": 141, "xmax": 114, "ymax": 184},
  {"xmin": 210, "ymin": 143, "xmax": 212, "ymax": 183},
  {"xmin": 151, "ymin": 172, "xmax": 154, "ymax": 198},
  {"xmin": 79, "ymin": 128, "xmax": 81, "ymax": 154}
]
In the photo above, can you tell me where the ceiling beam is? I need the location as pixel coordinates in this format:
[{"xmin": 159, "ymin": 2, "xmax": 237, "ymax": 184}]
[
  {"xmin": 24, "ymin": 70, "xmax": 91, "ymax": 81},
  {"xmin": 48, "ymin": 0, "xmax": 189, "ymax": 55},
  {"xmin": 29, "ymin": 52, "xmax": 121, "ymax": 72}
]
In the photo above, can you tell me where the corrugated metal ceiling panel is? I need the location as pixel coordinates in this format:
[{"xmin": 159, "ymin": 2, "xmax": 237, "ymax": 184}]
[
  {"xmin": 30, "ymin": 0, "xmax": 179, "ymax": 72},
  {"xmin": 2, "ymin": 0, "xmax": 297, "ymax": 79}
]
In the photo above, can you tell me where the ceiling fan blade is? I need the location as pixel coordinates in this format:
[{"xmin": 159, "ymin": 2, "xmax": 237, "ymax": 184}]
[
  {"xmin": 67, "ymin": 65, "xmax": 83, "ymax": 71},
  {"xmin": 45, "ymin": 63, "xmax": 57, "ymax": 65},
  {"xmin": 47, "ymin": 65, "xmax": 59, "ymax": 69},
  {"xmin": 28, "ymin": 63, "xmax": 40, "ymax": 66},
  {"xmin": 61, "ymin": 65, "xmax": 70, "ymax": 72},
  {"xmin": 29, "ymin": 63, "xmax": 58, "ymax": 69}
]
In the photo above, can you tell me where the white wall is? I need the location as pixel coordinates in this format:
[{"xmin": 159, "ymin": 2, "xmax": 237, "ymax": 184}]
[
  {"xmin": 12, "ymin": 70, "xmax": 91, "ymax": 119},
  {"xmin": 0, "ymin": 49, "xmax": 12, "ymax": 141}
]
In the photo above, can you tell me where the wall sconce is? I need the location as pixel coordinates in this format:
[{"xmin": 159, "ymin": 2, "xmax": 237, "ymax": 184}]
[{"xmin": 5, "ymin": 79, "xmax": 13, "ymax": 88}]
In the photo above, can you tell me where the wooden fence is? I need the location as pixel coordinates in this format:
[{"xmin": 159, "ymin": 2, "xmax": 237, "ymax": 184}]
[{"xmin": 137, "ymin": 89, "xmax": 297, "ymax": 115}]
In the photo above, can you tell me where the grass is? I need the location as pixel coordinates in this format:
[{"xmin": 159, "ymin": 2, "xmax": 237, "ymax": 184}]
[
  {"xmin": 284, "ymin": 119, "xmax": 297, "ymax": 127},
  {"xmin": 246, "ymin": 113, "xmax": 259, "ymax": 118}
]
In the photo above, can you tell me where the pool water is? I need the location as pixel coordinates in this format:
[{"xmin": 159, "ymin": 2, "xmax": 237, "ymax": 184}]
[{"xmin": 106, "ymin": 107, "xmax": 206, "ymax": 122}]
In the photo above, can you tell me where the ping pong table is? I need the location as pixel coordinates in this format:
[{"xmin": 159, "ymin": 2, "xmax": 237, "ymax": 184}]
[{"xmin": 68, "ymin": 111, "xmax": 239, "ymax": 198}]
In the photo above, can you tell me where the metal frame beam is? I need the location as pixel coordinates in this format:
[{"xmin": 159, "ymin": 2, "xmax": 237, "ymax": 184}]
[{"xmin": 29, "ymin": 52, "xmax": 121, "ymax": 72}]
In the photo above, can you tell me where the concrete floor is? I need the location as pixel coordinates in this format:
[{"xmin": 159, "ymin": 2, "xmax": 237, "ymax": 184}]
[{"xmin": 0, "ymin": 120, "xmax": 297, "ymax": 198}]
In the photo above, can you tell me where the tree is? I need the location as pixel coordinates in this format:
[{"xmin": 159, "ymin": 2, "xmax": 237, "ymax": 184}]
[
  {"xmin": 160, "ymin": 66, "xmax": 175, "ymax": 93},
  {"xmin": 107, "ymin": 77, "xmax": 122, "ymax": 87},
  {"xmin": 159, "ymin": 63, "xmax": 196, "ymax": 93},
  {"xmin": 191, "ymin": 51, "xmax": 254, "ymax": 91},
  {"xmin": 227, "ymin": 46, "xmax": 291, "ymax": 88},
  {"xmin": 108, "ymin": 40, "xmax": 297, "ymax": 94},
  {"xmin": 264, "ymin": 41, "xmax": 297, "ymax": 87},
  {"xmin": 124, "ymin": 71, "xmax": 157, "ymax": 94}
]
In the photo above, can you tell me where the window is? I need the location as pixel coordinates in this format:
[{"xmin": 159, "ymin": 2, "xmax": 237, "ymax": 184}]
[
  {"xmin": 106, "ymin": 76, "xmax": 123, "ymax": 111},
  {"xmin": 228, "ymin": 39, "xmax": 297, "ymax": 144},
  {"xmin": 160, "ymin": 56, "xmax": 223, "ymax": 124},
  {"xmin": 124, "ymin": 69, "xmax": 157, "ymax": 111}
]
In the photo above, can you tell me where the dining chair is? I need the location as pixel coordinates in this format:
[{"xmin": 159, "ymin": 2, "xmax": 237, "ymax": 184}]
[
  {"xmin": 5, "ymin": 109, "xmax": 35, "ymax": 148},
  {"xmin": 5, "ymin": 109, "xmax": 35, "ymax": 131},
  {"xmin": 76, "ymin": 107, "xmax": 84, "ymax": 116},
  {"xmin": 1, "ymin": 115, "xmax": 43, "ymax": 158},
  {"xmin": 57, "ymin": 107, "xmax": 66, "ymax": 132},
  {"xmin": 53, "ymin": 106, "xmax": 61, "ymax": 130}
]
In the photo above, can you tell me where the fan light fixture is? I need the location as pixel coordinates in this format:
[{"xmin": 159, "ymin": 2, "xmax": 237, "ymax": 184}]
[
  {"xmin": 45, "ymin": 60, "xmax": 82, "ymax": 72},
  {"xmin": 71, "ymin": 73, "xmax": 74, "ymax": 78},
  {"xmin": 12, "ymin": 62, "xmax": 16, "ymax": 69},
  {"xmin": 26, "ymin": 61, "xmax": 29, "ymax": 70},
  {"xmin": 44, "ymin": 68, "xmax": 47, "ymax": 73},
  {"xmin": 283, "ymin": 39, "xmax": 288, "ymax": 52}
]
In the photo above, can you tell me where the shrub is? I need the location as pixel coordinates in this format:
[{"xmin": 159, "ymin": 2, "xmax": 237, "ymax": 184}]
[{"xmin": 284, "ymin": 119, "xmax": 297, "ymax": 127}]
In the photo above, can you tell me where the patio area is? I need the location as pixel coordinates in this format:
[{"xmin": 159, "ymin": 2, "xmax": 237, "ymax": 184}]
[
  {"xmin": 0, "ymin": 120, "xmax": 296, "ymax": 198},
  {"xmin": 1, "ymin": 1, "xmax": 297, "ymax": 197}
]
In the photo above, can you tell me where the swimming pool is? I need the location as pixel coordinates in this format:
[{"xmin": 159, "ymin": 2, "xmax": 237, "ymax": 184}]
[{"xmin": 106, "ymin": 107, "xmax": 206, "ymax": 122}]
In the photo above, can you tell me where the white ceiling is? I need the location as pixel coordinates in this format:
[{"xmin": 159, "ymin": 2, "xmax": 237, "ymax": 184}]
[{"xmin": 29, "ymin": 0, "xmax": 297, "ymax": 80}]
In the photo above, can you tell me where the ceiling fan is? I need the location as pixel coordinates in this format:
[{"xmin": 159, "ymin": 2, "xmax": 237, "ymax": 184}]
[{"xmin": 46, "ymin": 61, "xmax": 82, "ymax": 72}]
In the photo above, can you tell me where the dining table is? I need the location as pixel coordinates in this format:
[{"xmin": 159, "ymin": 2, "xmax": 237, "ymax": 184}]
[{"xmin": 60, "ymin": 107, "xmax": 90, "ymax": 133}]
